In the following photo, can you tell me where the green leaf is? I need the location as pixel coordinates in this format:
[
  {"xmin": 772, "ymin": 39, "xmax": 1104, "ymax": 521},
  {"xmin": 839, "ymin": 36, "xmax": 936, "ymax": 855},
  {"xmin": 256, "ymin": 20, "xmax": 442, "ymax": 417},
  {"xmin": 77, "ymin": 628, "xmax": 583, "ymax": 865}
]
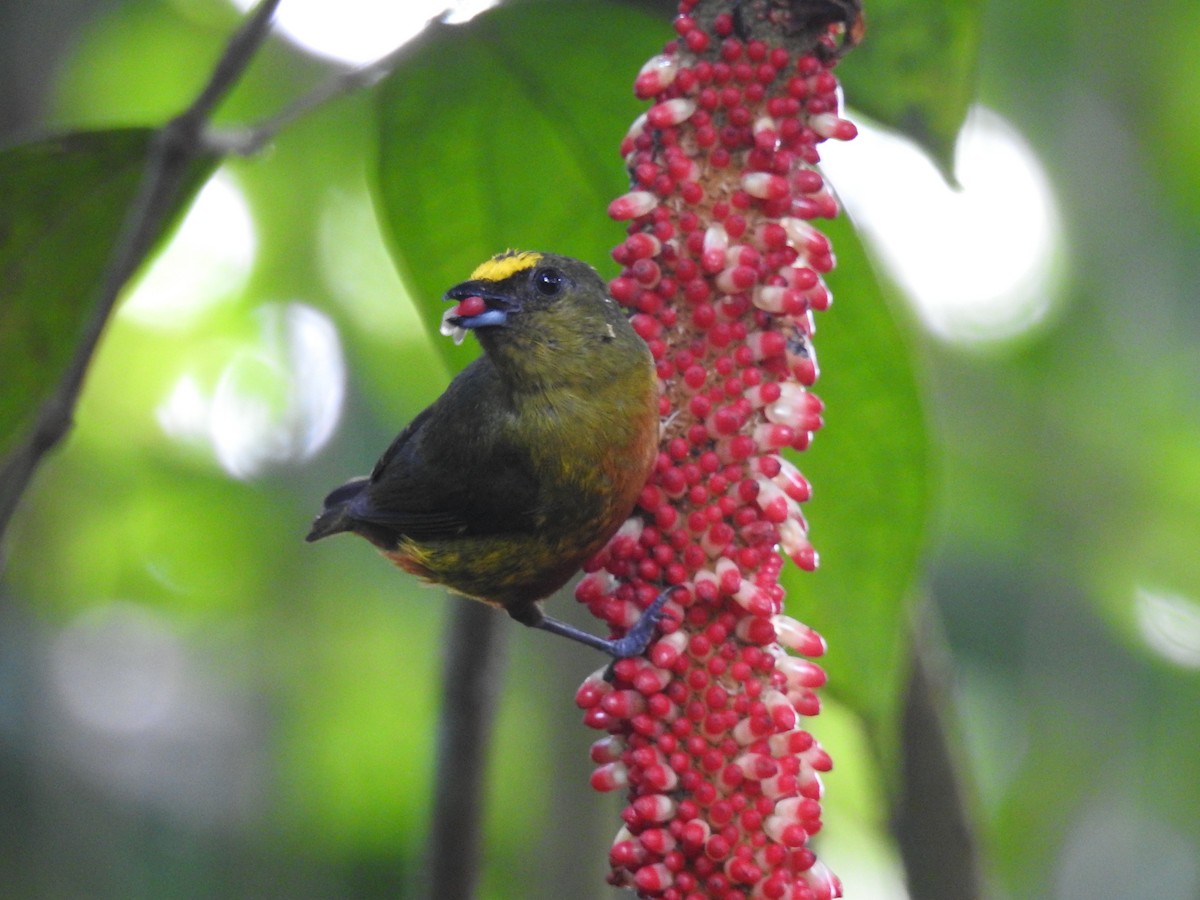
[
  {"xmin": 0, "ymin": 128, "xmax": 217, "ymax": 459},
  {"xmin": 373, "ymin": 0, "xmax": 930, "ymax": 761},
  {"xmin": 373, "ymin": 0, "xmax": 664, "ymax": 372},
  {"xmin": 782, "ymin": 215, "xmax": 929, "ymax": 764},
  {"xmin": 838, "ymin": 0, "xmax": 986, "ymax": 179}
]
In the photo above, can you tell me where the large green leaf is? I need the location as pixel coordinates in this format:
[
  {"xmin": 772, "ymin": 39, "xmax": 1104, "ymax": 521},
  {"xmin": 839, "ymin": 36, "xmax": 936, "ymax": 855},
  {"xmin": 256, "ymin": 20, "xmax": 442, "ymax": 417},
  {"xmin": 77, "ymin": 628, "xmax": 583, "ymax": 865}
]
[
  {"xmin": 374, "ymin": 1, "xmax": 664, "ymax": 372},
  {"xmin": 782, "ymin": 214, "xmax": 929, "ymax": 766},
  {"xmin": 0, "ymin": 128, "xmax": 217, "ymax": 459},
  {"xmin": 839, "ymin": 0, "xmax": 986, "ymax": 178},
  {"xmin": 373, "ymin": 0, "xmax": 929, "ymax": 754}
]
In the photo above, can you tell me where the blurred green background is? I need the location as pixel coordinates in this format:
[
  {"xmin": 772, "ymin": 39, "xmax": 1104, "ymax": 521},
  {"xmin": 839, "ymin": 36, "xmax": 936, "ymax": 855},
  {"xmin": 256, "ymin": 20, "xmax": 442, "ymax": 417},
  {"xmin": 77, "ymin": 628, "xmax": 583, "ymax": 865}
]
[{"xmin": 2, "ymin": 0, "xmax": 1199, "ymax": 898}]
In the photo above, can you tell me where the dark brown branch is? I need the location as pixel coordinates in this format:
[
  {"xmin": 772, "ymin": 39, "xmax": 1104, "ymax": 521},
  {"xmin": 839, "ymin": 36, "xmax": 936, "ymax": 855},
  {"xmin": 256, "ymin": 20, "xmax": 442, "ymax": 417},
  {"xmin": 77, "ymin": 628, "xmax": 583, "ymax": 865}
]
[
  {"xmin": 423, "ymin": 597, "xmax": 508, "ymax": 900},
  {"xmin": 891, "ymin": 606, "xmax": 989, "ymax": 900},
  {"xmin": 0, "ymin": 0, "xmax": 439, "ymax": 543},
  {"xmin": 0, "ymin": 0, "xmax": 283, "ymax": 542},
  {"xmin": 213, "ymin": 12, "xmax": 454, "ymax": 159},
  {"xmin": 184, "ymin": 0, "xmax": 284, "ymax": 124}
]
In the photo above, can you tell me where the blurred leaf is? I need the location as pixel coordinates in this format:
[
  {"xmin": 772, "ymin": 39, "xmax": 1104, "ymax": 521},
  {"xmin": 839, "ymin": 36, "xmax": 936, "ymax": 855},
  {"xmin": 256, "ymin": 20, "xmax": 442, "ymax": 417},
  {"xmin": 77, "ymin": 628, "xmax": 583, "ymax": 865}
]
[
  {"xmin": 51, "ymin": 1, "xmax": 230, "ymax": 130},
  {"xmin": 839, "ymin": 0, "xmax": 985, "ymax": 179},
  {"xmin": 783, "ymin": 215, "xmax": 929, "ymax": 765},
  {"xmin": 0, "ymin": 128, "xmax": 217, "ymax": 460},
  {"xmin": 373, "ymin": 0, "xmax": 663, "ymax": 372}
]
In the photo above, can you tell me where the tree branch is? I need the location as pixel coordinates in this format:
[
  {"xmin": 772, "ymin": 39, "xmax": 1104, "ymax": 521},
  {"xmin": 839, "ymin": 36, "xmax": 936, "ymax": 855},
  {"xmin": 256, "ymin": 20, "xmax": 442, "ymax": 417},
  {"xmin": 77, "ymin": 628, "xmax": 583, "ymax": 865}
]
[
  {"xmin": 0, "ymin": 0, "xmax": 282, "ymax": 541},
  {"xmin": 423, "ymin": 597, "xmax": 508, "ymax": 900},
  {"xmin": 209, "ymin": 11, "xmax": 454, "ymax": 158},
  {"xmin": 0, "ymin": 0, "xmax": 442, "ymax": 543},
  {"xmin": 891, "ymin": 604, "xmax": 989, "ymax": 900}
]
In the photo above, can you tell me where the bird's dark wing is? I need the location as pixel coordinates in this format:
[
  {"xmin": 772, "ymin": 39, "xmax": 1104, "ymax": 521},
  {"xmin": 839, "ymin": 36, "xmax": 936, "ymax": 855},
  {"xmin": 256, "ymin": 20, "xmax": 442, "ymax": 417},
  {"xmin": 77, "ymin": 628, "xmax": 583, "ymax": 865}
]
[
  {"xmin": 345, "ymin": 362, "xmax": 541, "ymax": 543},
  {"xmin": 367, "ymin": 406, "xmax": 432, "ymax": 483}
]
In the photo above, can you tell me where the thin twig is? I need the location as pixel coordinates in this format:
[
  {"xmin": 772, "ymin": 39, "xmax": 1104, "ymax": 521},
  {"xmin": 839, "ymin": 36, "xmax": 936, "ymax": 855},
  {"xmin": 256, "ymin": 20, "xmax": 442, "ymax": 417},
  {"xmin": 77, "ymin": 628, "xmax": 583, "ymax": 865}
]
[
  {"xmin": 210, "ymin": 10, "xmax": 454, "ymax": 158},
  {"xmin": 185, "ymin": 0, "xmax": 285, "ymax": 124}
]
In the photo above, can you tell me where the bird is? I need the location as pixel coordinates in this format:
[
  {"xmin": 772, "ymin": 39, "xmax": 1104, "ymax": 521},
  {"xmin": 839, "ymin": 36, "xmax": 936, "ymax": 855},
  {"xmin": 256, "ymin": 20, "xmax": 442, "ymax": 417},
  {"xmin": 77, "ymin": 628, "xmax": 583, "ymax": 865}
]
[{"xmin": 306, "ymin": 250, "xmax": 667, "ymax": 657}]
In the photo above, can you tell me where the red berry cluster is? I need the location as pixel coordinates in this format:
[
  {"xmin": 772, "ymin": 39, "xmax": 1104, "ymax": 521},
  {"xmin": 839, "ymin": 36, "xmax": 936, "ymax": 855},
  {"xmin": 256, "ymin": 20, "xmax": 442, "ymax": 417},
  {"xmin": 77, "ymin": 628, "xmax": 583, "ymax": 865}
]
[{"xmin": 574, "ymin": 3, "xmax": 858, "ymax": 898}]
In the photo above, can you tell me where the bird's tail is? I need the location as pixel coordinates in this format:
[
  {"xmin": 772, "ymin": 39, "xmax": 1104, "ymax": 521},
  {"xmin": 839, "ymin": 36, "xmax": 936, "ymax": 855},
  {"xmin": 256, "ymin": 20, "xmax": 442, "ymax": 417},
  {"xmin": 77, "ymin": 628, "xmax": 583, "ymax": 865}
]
[{"xmin": 305, "ymin": 477, "xmax": 369, "ymax": 542}]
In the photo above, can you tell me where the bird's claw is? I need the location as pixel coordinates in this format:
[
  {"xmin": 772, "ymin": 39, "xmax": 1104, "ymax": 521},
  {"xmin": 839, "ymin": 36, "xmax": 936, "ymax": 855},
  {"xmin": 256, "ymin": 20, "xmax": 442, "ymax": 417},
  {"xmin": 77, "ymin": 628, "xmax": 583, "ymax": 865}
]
[
  {"xmin": 607, "ymin": 587, "xmax": 673, "ymax": 658},
  {"xmin": 527, "ymin": 587, "xmax": 675, "ymax": 659}
]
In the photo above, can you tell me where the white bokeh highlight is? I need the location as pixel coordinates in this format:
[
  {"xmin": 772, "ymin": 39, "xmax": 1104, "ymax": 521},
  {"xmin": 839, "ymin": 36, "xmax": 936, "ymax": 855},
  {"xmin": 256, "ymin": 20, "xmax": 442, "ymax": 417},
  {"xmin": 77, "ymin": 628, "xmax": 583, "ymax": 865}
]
[
  {"xmin": 45, "ymin": 601, "xmax": 265, "ymax": 827},
  {"xmin": 158, "ymin": 302, "xmax": 346, "ymax": 479},
  {"xmin": 227, "ymin": 0, "xmax": 497, "ymax": 66},
  {"xmin": 821, "ymin": 105, "xmax": 1063, "ymax": 344},
  {"xmin": 120, "ymin": 171, "xmax": 256, "ymax": 329},
  {"xmin": 1134, "ymin": 587, "xmax": 1200, "ymax": 670},
  {"xmin": 51, "ymin": 601, "xmax": 185, "ymax": 736}
]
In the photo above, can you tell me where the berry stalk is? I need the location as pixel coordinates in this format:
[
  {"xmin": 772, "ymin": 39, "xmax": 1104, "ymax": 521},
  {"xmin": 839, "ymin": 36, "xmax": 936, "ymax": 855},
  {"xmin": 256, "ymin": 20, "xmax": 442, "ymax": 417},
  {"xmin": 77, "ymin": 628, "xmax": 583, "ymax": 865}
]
[{"xmin": 575, "ymin": 2, "xmax": 863, "ymax": 897}]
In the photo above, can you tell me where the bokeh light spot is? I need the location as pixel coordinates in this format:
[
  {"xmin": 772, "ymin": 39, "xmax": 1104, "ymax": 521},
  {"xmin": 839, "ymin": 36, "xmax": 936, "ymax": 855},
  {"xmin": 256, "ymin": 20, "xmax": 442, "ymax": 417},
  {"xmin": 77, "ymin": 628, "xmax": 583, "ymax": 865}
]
[
  {"xmin": 226, "ymin": 0, "xmax": 497, "ymax": 66},
  {"xmin": 158, "ymin": 303, "xmax": 346, "ymax": 478},
  {"xmin": 1056, "ymin": 797, "xmax": 1200, "ymax": 900},
  {"xmin": 51, "ymin": 602, "xmax": 184, "ymax": 736},
  {"xmin": 1133, "ymin": 587, "xmax": 1200, "ymax": 669},
  {"xmin": 121, "ymin": 170, "xmax": 256, "ymax": 329},
  {"xmin": 821, "ymin": 106, "xmax": 1063, "ymax": 344}
]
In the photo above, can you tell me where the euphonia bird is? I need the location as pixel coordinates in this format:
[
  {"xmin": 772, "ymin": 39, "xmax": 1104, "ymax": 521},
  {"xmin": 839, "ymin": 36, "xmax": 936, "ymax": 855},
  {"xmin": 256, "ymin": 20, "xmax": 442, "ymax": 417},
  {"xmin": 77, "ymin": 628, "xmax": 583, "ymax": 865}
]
[{"xmin": 307, "ymin": 251, "xmax": 667, "ymax": 657}]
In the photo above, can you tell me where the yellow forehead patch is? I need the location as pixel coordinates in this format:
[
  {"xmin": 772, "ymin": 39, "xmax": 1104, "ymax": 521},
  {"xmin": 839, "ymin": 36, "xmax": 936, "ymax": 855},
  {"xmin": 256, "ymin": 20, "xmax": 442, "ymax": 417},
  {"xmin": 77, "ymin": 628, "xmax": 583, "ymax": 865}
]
[{"xmin": 470, "ymin": 250, "xmax": 543, "ymax": 282}]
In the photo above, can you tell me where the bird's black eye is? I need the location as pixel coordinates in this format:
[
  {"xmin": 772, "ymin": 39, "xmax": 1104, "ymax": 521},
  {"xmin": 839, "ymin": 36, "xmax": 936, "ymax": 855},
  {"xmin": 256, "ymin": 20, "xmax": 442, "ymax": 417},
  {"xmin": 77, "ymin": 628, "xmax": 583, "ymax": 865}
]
[{"xmin": 533, "ymin": 267, "xmax": 565, "ymax": 297}]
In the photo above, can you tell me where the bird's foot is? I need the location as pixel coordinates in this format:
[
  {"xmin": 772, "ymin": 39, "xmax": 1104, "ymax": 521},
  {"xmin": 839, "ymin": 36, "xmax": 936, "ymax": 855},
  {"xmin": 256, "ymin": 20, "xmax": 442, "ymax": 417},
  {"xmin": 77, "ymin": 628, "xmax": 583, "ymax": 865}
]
[{"xmin": 531, "ymin": 588, "xmax": 674, "ymax": 658}]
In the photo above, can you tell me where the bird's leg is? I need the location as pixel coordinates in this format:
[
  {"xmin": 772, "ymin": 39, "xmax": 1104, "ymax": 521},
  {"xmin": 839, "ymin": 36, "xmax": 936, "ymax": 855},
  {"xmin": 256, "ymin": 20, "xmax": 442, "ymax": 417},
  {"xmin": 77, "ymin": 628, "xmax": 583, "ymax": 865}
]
[{"xmin": 518, "ymin": 588, "xmax": 673, "ymax": 658}]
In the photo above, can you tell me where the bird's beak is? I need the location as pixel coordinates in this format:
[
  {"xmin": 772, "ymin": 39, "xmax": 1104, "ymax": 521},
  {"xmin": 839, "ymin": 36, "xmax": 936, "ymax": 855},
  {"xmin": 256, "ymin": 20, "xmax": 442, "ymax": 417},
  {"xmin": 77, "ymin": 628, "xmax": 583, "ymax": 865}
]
[{"xmin": 442, "ymin": 281, "xmax": 520, "ymax": 331}]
